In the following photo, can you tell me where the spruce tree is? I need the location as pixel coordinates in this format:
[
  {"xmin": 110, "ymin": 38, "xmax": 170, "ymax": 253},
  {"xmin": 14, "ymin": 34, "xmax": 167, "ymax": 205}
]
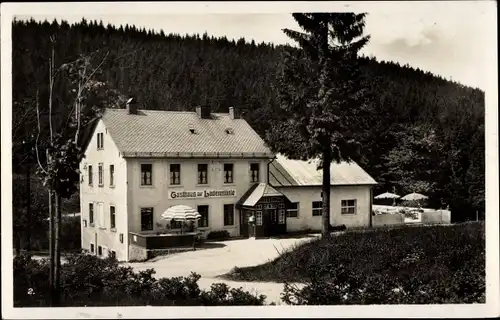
[{"xmin": 266, "ymin": 13, "xmax": 372, "ymax": 237}]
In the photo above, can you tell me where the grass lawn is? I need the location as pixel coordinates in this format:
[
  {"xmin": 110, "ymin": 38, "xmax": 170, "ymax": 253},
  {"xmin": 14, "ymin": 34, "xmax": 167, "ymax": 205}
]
[{"xmin": 220, "ymin": 222, "xmax": 485, "ymax": 304}]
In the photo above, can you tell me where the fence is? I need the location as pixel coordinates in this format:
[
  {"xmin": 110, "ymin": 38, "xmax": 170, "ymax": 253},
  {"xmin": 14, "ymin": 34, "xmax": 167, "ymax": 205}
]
[
  {"xmin": 373, "ymin": 213, "xmax": 405, "ymax": 226},
  {"xmin": 421, "ymin": 210, "xmax": 451, "ymax": 224}
]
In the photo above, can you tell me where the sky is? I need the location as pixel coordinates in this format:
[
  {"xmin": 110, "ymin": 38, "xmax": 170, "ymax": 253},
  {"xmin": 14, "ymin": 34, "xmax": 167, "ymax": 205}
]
[{"xmin": 9, "ymin": 1, "xmax": 498, "ymax": 91}]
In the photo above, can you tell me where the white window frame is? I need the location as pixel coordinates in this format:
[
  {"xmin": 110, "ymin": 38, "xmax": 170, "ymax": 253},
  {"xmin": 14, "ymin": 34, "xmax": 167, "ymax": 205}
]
[
  {"xmin": 140, "ymin": 163, "xmax": 153, "ymax": 186},
  {"xmin": 88, "ymin": 165, "xmax": 93, "ymax": 186},
  {"xmin": 197, "ymin": 163, "xmax": 209, "ymax": 185},
  {"xmin": 223, "ymin": 163, "xmax": 234, "ymax": 184},
  {"xmin": 89, "ymin": 202, "xmax": 94, "ymax": 226},
  {"xmin": 255, "ymin": 211, "xmax": 263, "ymax": 226},
  {"xmin": 169, "ymin": 163, "xmax": 181, "ymax": 185},
  {"xmin": 110, "ymin": 205, "xmax": 116, "ymax": 230},
  {"xmin": 341, "ymin": 199, "xmax": 357, "ymax": 215},
  {"xmin": 109, "ymin": 164, "xmax": 115, "ymax": 187},
  {"xmin": 97, "ymin": 202, "xmax": 105, "ymax": 228},
  {"xmin": 97, "ymin": 132, "xmax": 104, "ymax": 150},
  {"xmin": 250, "ymin": 163, "xmax": 260, "ymax": 183},
  {"xmin": 140, "ymin": 207, "xmax": 154, "ymax": 231},
  {"xmin": 278, "ymin": 209, "xmax": 286, "ymax": 224},
  {"xmin": 286, "ymin": 202, "xmax": 299, "ymax": 218},
  {"xmin": 223, "ymin": 204, "xmax": 234, "ymax": 226},
  {"xmin": 197, "ymin": 205, "xmax": 210, "ymax": 228},
  {"xmin": 312, "ymin": 201, "xmax": 322, "ymax": 216},
  {"xmin": 98, "ymin": 163, "xmax": 104, "ymax": 187}
]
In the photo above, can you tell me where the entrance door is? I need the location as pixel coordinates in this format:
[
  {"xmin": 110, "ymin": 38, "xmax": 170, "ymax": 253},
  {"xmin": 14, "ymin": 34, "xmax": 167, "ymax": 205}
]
[{"xmin": 268, "ymin": 209, "xmax": 279, "ymax": 237}]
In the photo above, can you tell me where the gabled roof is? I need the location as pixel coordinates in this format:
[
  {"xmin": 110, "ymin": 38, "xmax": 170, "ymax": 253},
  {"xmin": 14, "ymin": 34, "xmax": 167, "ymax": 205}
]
[
  {"xmin": 236, "ymin": 183, "xmax": 288, "ymax": 208},
  {"xmin": 100, "ymin": 108, "xmax": 273, "ymax": 158},
  {"xmin": 269, "ymin": 153, "xmax": 377, "ymax": 187}
]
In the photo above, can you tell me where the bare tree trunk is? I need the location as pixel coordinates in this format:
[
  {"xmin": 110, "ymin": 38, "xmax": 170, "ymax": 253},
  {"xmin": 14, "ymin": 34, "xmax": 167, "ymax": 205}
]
[
  {"xmin": 14, "ymin": 233, "xmax": 21, "ymax": 256},
  {"xmin": 26, "ymin": 165, "xmax": 31, "ymax": 251},
  {"xmin": 322, "ymin": 152, "xmax": 331, "ymax": 238},
  {"xmin": 54, "ymin": 192, "xmax": 62, "ymax": 306},
  {"xmin": 48, "ymin": 188, "xmax": 55, "ymax": 306}
]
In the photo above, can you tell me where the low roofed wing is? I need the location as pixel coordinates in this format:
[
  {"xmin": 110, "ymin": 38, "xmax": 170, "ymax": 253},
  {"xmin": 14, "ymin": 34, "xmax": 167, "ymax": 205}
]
[{"xmin": 270, "ymin": 154, "xmax": 377, "ymax": 187}]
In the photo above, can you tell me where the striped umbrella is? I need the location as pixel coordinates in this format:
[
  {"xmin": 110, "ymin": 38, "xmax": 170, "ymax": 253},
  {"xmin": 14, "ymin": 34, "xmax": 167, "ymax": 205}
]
[
  {"xmin": 401, "ymin": 193, "xmax": 428, "ymax": 201},
  {"xmin": 375, "ymin": 192, "xmax": 400, "ymax": 206},
  {"xmin": 161, "ymin": 205, "xmax": 202, "ymax": 221}
]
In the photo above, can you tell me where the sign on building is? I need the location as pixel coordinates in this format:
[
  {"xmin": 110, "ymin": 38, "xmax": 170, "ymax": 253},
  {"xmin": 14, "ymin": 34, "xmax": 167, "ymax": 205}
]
[{"xmin": 169, "ymin": 189, "xmax": 237, "ymax": 200}]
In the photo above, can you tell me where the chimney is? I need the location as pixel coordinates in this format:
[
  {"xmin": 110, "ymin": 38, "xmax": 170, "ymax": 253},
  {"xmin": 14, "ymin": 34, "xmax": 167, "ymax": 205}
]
[
  {"xmin": 229, "ymin": 107, "xmax": 240, "ymax": 119},
  {"xmin": 196, "ymin": 106, "xmax": 211, "ymax": 119},
  {"xmin": 126, "ymin": 97, "xmax": 138, "ymax": 115}
]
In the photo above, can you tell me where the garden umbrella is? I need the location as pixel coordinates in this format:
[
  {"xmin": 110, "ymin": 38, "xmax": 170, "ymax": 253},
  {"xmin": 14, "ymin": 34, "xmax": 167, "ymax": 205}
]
[
  {"xmin": 401, "ymin": 193, "xmax": 428, "ymax": 201},
  {"xmin": 375, "ymin": 192, "xmax": 400, "ymax": 206},
  {"xmin": 161, "ymin": 205, "xmax": 201, "ymax": 234}
]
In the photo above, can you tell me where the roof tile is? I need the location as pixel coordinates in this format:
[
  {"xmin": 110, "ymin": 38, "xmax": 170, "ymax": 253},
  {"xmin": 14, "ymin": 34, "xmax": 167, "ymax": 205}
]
[
  {"xmin": 270, "ymin": 154, "xmax": 377, "ymax": 186},
  {"xmin": 101, "ymin": 108, "xmax": 273, "ymax": 157}
]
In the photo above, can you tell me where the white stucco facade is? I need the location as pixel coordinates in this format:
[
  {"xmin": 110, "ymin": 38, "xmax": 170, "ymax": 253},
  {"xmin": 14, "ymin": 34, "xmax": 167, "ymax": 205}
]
[
  {"xmin": 125, "ymin": 157, "xmax": 271, "ymax": 238},
  {"xmin": 80, "ymin": 119, "xmax": 129, "ymax": 261},
  {"xmin": 276, "ymin": 185, "xmax": 374, "ymax": 232}
]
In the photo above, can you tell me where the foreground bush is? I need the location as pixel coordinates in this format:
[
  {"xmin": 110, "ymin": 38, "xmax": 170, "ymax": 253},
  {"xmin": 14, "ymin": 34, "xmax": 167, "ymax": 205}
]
[
  {"xmin": 206, "ymin": 230, "xmax": 231, "ymax": 241},
  {"xmin": 14, "ymin": 254, "xmax": 266, "ymax": 307},
  {"xmin": 224, "ymin": 222, "xmax": 485, "ymax": 304}
]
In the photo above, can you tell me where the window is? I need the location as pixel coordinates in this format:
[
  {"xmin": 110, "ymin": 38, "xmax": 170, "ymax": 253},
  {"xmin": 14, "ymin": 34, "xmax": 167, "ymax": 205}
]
[
  {"xmin": 141, "ymin": 207, "xmax": 154, "ymax": 231},
  {"xmin": 89, "ymin": 203, "xmax": 94, "ymax": 224},
  {"xmin": 98, "ymin": 246, "xmax": 103, "ymax": 256},
  {"xmin": 98, "ymin": 163, "xmax": 104, "ymax": 186},
  {"xmin": 224, "ymin": 163, "xmax": 234, "ymax": 183},
  {"xmin": 287, "ymin": 202, "xmax": 299, "ymax": 218},
  {"xmin": 224, "ymin": 204, "xmax": 234, "ymax": 226},
  {"xmin": 97, "ymin": 132, "xmax": 104, "ymax": 149},
  {"xmin": 255, "ymin": 211, "xmax": 263, "ymax": 226},
  {"xmin": 278, "ymin": 209, "xmax": 286, "ymax": 224},
  {"xmin": 170, "ymin": 164, "xmax": 181, "ymax": 185},
  {"xmin": 312, "ymin": 201, "xmax": 322, "ymax": 216},
  {"xmin": 197, "ymin": 164, "xmax": 208, "ymax": 184},
  {"xmin": 198, "ymin": 205, "xmax": 209, "ymax": 228},
  {"xmin": 88, "ymin": 165, "xmax": 93, "ymax": 186},
  {"xmin": 141, "ymin": 164, "xmax": 152, "ymax": 186},
  {"xmin": 110, "ymin": 250, "xmax": 116, "ymax": 259},
  {"xmin": 341, "ymin": 199, "xmax": 357, "ymax": 215},
  {"xmin": 250, "ymin": 163, "xmax": 260, "ymax": 183},
  {"xmin": 110, "ymin": 206, "xmax": 116, "ymax": 229},
  {"xmin": 109, "ymin": 164, "xmax": 115, "ymax": 187},
  {"xmin": 90, "ymin": 243, "xmax": 94, "ymax": 254},
  {"xmin": 98, "ymin": 202, "xmax": 105, "ymax": 228}
]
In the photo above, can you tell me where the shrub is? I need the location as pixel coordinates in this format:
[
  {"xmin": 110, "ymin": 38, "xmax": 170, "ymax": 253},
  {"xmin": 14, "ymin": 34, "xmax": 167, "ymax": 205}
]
[
  {"xmin": 206, "ymin": 230, "xmax": 231, "ymax": 241},
  {"xmin": 13, "ymin": 253, "xmax": 266, "ymax": 307},
  {"xmin": 224, "ymin": 222, "xmax": 485, "ymax": 304}
]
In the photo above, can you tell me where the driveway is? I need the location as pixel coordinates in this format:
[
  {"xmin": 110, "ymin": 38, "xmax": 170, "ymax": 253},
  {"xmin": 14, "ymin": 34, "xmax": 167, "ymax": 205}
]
[{"xmin": 126, "ymin": 235, "xmax": 318, "ymax": 304}]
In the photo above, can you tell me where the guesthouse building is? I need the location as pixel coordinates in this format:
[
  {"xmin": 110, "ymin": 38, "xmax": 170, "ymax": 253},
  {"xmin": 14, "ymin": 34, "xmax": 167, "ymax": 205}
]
[{"xmin": 80, "ymin": 101, "xmax": 377, "ymax": 262}]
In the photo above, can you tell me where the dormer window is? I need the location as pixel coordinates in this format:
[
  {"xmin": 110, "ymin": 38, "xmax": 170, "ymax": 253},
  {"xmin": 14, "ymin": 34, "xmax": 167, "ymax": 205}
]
[
  {"xmin": 189, "ymin": 124, "xmax": 197, "ymax": 134},
  {"xmin": 225, "ymin": 127, "xmax": 234, "ymax": 134}
]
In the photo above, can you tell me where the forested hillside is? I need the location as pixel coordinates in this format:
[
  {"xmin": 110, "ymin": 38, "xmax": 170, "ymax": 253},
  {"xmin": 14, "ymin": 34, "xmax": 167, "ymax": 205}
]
[{"xmin": 12, "ymin": 18, "xmax": 485, "ymax": 221}]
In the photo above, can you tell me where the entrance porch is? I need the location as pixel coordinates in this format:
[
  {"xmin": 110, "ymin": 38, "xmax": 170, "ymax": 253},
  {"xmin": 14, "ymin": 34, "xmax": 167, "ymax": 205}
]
[{"xmin": 236, "ymin": 183, "xmax": 291, "ymax": 238}]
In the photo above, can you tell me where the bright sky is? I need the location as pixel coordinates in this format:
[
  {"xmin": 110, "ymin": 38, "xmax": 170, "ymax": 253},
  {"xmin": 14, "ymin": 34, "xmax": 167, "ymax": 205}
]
[{"xmin": 8, "ymin": 1, "xmax": 498, "ymax": 91}]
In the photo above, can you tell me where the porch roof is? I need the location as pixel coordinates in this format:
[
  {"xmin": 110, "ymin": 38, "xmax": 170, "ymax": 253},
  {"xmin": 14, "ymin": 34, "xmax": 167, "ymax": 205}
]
[{"xmin": 236, "ymin": 183, "xmax": 287, "ymax": 208}]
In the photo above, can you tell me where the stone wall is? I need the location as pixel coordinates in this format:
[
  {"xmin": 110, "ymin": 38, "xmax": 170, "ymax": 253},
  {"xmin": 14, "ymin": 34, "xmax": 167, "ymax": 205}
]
[{"xmin": 128, "ymin": 244, "xmax": 147, "ymax": 262}]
